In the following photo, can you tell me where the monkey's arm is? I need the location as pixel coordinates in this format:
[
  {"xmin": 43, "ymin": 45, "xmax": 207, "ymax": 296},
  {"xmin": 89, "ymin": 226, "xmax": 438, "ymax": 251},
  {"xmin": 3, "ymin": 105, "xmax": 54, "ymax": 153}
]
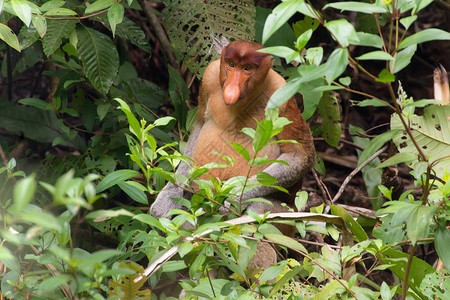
[{"xmin": 150, "ymin": 123, "xmax": 202, "ymax": 218}]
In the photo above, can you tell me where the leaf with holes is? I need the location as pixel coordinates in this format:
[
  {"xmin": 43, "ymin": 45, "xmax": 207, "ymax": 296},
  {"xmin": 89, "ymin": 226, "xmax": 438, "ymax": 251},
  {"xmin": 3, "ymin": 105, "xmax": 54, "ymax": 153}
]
[
  {"xmin": 108, "ymin": 261, "xmax": 151, "ymax": 298},
  {"xmin": 319, "ymin": 93, "xmax": 341, "ymax": 147},
  {"xmin": 162, "ymin": 0, "xmax": 255, "ymax": 77},
  {"xmin": 77, "ymin": 26, "xmax": 119, "ymax": 95},
  {"xmin": 42, "ymin": 19, "xmax": 77, "ymax": 56},
  {"xmin": 391, "ymin": 105, "xmax": 450, "ymax": 178}
]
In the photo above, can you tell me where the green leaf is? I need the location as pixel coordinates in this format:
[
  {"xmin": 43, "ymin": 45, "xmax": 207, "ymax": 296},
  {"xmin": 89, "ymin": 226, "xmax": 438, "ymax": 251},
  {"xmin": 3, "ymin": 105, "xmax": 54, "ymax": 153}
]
[
  {"xmin": 18, "ymin": 98, "xmax": 53, "ymax": 110},
  {"xmin": 354, "ymin": 32, "xmax": 383, "ymax": 48},
  {"xmin": 358, "ymin": 130, "xmax": 401, "ymax": 166},
  {"xmin": 330, "ymin": 205, "xmax": 368, "ymax": 242},
  {"xmin": 42, "ymin": 19, "xmax": 77, "ymax": 57},
  {"xmin": 0, "ymin": 24, "xmax": 21, "ymax": 52},
  {"xmin": 118, "ymin": 182, "xmax": 147, "ymax": 205},
  {"xmin": 355, "ymin": 99, "xmax": 388, "ymax": 107},
  {"xmin": 178, "ymin": 242, "xmax": 194, "ymax": 258},
  {"xmin": 11, "ymin": 0, "xmax": 32, "ymax": 27},
  {"xmin": 228, "ymin": 142, "xmax": 250, "ymax": 161},
  {"xmin": 294, "ymin": 191, "xmax": 308, "ymax": 211},
  {"xmin": 44, "ymin": 7, "xmax": 77, "ymax": 16},
  {"xmin": 376, "ymin": 68, "xmax": 395, "ymax": 83},
  {"xmin": 435, "ymin": 225, "xmax": 450, "ymax": 269},
  {"xmin": 38, "ymin": 275, "xmax": 71, "ymax": 294},
  {"xmin": 22, "ymin": 210, "xmax": 62, "ymax": 231},
  {"xmin": 114, "ymin": 98, "xmax": 141, "ymax": 139},
  {"xmin": 107, "ymin": 3, "xmax": 124, "ymax": 37},
  {"xmin": 295, "ymin": 29, "xmax": 312, "ymax": 50},
  {"xmin": 85, "ymin": 0, "xmax": 114, "ymax": 14},
  {"xmin": 77, "ymin": 26, "xmax": 119, "ymax": 95},
  {"xmin": 391, "ymin": 45, "xmax": 416, "ymax": 73},
  {"xmin": 262, "ymin": 0, "xmax": 305, "ymax": 44},
  {"xmin": 319, "ymin": 93, "xmax": 341, "ymax": 147},
  {"xmin": 391, "ymin": 105, "xmax": 450, "ymax": 177},
  {"xmin": 324, "ymin": 18, "xmax": 359, "ymax": 47},
  {"xmin": 323, "ymin": 2, "xmax": 387, "ymax": 14},
  {"xmin": 96, "ymin": 169, "xmax": 140, "ymax": 193},
  {"xmin": 264, "ymin": 233, "xmax": 308, "ymax": 253},
  {"xmin": 31, "ymin": 15, "xmax": 47, "ymax": 38},
  {"xmin": 133, "ymin": 213, "xmax": 165, "ymax": 232},
  {"xmin": 356, "ymin": 51, "xmax": 393, "ymax": 61},
  {"xmin": 377, "ymin": 152, "xmax": 417, "ymax": 168},
  {"xmin": 253, "ymin": 120, "xmax": 273, "ymax": 152},
  {"xmin": 256, "ymin": 172, "xmax": 278, "ymax": 186},
  {"xmin": 259, "ymin": 263, "xmax": 285, "ymax": 283},
  {"xmin": 325, "ymin": 48, "xmax": 348, "ymax": 84},
  {"xmin": 0, "ymin": 250, "xmax": 20, "ymax": 273},
  {"xmin": 400, "ymin": 15, "xmax": 417, "ymax": 30},
  {"xmin": 266, "ymin": 76, "xmax": 303, "ymax": 109},
  {"xmin": 13, "ymin": 175, "xmax": 36, "ymax": 213},
  {"xmin": 406, "ymin": 205, "xmax": 438, "ymax": 245},
  {"xmin": 399, "ymin": 28, "xmax": 450, "ymax": 50},
  {"xmin": 40, "ymin": 0, "xmax": 65, "ymax": 12}
]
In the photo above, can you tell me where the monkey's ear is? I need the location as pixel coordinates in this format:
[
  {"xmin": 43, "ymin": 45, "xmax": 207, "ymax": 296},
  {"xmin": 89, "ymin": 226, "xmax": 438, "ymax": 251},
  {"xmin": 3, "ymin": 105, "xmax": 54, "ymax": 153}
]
[{"xmin": 211, "ymin": 34, "xmax": 230, "ymax": 55}]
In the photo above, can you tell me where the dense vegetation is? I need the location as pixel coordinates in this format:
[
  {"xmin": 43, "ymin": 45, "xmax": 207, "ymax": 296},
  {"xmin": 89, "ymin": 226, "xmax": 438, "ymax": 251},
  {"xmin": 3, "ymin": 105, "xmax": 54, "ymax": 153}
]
[{"xmin": 0, "ymin": 0, "xmax": 449, "ymax": 299}]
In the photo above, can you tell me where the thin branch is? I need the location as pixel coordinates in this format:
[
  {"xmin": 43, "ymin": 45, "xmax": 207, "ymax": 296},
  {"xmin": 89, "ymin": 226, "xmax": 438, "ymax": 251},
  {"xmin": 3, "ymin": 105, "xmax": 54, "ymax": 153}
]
[
  {"xmin": 332, "ymin": 145, "xmax": 388, "ymax": 204},
  {"xmin": 401, "ymin": 245, "xmax": 416, "ymax": 300},
  {"xmin": 137, "ymin": 0, "xmax": 180, "ymax": 72}
]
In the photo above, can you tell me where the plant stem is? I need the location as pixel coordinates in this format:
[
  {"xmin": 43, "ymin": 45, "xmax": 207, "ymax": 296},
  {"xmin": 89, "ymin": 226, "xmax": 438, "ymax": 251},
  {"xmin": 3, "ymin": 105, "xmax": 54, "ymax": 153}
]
[{"xmin": 401, "ymin": 244, "xmax": 416, "ymax": 300}]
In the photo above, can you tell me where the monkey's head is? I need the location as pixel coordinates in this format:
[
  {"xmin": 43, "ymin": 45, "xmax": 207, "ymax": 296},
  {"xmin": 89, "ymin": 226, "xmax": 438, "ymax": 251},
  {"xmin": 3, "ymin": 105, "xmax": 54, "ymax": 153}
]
[{"xmin": 220, "ymin": 40, "xmax": 273, "ymax": 105}]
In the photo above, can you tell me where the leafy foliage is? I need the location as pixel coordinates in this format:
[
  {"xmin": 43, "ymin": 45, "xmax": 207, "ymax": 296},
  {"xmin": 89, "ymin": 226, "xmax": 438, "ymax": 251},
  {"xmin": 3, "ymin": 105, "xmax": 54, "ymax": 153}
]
[
  {"xmin": 0, "ymin": 0, "xmax": 449, "ymax": 299},
  {"xmin": 162, "ymin": 0, "xmax": 256, "ymax": 76}
]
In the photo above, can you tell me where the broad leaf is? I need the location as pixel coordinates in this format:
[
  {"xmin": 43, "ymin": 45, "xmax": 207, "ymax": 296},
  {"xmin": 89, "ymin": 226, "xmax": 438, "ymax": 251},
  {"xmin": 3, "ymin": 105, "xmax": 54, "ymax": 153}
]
[
  {"xmin": 377, "ymin": 152, "xmax": 417, "ymax": 168},
  {"xmin": 324, "ymin": 19, "xmax": 359, "ymax": 47},
  {"xmin": 435, "ymin": 225, "xmax": 450, "ymax": 269},
  {"xmin": 399, "ymin": 28, "xmax": 450, "ymax": 49},
  {"xmin": 391, "ymin": 105, "xmax": 450, "ymax": 177},
  {"xmin": 42, "ymin": 19, "xmax": 77, "ymax": 57},
  {"xmin": 262, "ymin": 0, "xmax": 305, "ymax": 44},
  {"xmin": 354, "ymin": 32, "xmax": 383, "ymax": 48},
  {"xmin": 163, "ymin": 0, "xmax": 255, "ymax": 76},
  {"xmin": 319, "ymin": 93, "xmax": 341, "ymax": 147},
  {"xmin": 391, "ymin": 45, "xmax": 416, "ymax": 73},
  {"xmin": 77, "ymin": 26, "xmax": 119, "ymax": 95},
  {"xmin": 323, "ymin": 2, "xmax": 387, "ymax": 14},
  {"xmin": 107, "ymin": 3, "xmax": 124, "ymax": 37},
  {"xmin": 96, "ymin": 169, "xmax": 140, "ymax": 193},
  {"xmin": 11, "ymin": 0, "xmax": 32, "ymax": 26},
  {"xmin": 330, "ymin": 205, "xmax": 368, "ymax": 242},
  {"xmin": 85, "ymin": 0, "xmax": 114, "ymax": 14},
  {"xmin": 324, "ymin": 48, "xmax": 349, "ymax": 84},
  {"xmin": 0, "ymin": 24, "xmax": 21, "ymax": 52},
  {"xmin": 356, "ymin": 51, "xmax": 393, "ymax": 61}
]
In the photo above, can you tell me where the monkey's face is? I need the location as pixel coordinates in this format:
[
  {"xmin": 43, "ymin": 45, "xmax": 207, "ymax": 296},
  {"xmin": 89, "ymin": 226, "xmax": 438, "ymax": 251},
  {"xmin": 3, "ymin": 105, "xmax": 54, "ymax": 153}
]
[{"xmin": 220, "ymin": 41, "xmax": 272, "ymax": 105}]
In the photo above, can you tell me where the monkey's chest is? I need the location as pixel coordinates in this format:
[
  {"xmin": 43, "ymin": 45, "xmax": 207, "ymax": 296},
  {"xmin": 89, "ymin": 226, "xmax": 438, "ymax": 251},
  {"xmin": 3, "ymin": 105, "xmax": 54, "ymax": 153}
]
[{"xmin": 193, "ymin": 121, "xmax": 280, "ymax": 180}]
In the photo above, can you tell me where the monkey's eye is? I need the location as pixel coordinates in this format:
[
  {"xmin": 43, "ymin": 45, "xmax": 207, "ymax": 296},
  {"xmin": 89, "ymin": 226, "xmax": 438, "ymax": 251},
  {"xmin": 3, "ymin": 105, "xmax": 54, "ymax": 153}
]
[
  {"xmin": 244, "ymin": 65, "xmax": 253, "ymax": 72},
  {"xmin": 228, "ymin": 62, "xmax": 235, "ymax": 68}
]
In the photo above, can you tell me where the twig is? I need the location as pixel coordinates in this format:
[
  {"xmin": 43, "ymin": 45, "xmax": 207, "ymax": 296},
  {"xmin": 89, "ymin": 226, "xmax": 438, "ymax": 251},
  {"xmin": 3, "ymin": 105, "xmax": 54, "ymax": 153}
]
[
  {"xmin": 137, "ymin": 0, "xmax": 180, "ymax": 72},
  {"xmin": 332, "ymin": 145, "xmax": 388, "ymax": 204},
  {"xmin": 401, "ymin": 245, "xmax": 416, "ymax": 300},
  {"xmin": 312, "ymin": 169, "xmax": 333, "ymax": 205}
]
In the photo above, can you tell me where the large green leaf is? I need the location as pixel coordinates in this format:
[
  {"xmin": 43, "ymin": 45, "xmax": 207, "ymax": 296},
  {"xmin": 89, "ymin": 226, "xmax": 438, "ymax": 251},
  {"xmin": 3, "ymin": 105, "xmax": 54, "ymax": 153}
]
[
  {"xmin": 391, "ymin": 105, "xmax": 450, "ymax": 178},
  {"xmin": 163, "ymin": 0, "xmax": 255, "ymax": 77},
  {"xmin": 323, "ymin": 1, "xmax": 387, "ymax": 14},
  {"xmin": 77, "ymin": 26, "xmax": 119, "ymax": 95},
  {"xmin": 115, "ymin": 17, "xmax": 151, "ymax": 54},
  {"xmin": 399, "ymin": 28, "xmax": 450, "ymax": 50},
  {"xmin": 42, "ymin": 19, "xmax": 77, "ymax": 56},
  {"xmin": 0, "ymin": 102, "xmax": 85, "ymax": 149},
  {"xmin": 319, "ymin": 93, "xmax": 341, "ymax": 147},
  {"xmin": 0, "ymin": 23, "xmax": 21, "ymax": 52}
]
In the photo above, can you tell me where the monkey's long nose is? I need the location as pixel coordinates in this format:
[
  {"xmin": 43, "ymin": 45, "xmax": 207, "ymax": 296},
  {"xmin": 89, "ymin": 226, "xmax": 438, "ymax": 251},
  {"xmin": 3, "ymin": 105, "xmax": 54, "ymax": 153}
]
[
  {"xmin": 223, "ymin": 71, "xmax": 241, "ymax": 105},
  {"xmin": 223, "ymin": 84, "xmax": 240, "ymax": 105}
]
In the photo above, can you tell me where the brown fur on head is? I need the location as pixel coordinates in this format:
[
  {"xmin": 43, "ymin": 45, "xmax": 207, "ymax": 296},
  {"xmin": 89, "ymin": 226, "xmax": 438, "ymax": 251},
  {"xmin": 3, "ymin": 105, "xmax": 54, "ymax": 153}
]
[{"xmin": 219, "ymin": 41, "xmax": 273, "ymax": 105}]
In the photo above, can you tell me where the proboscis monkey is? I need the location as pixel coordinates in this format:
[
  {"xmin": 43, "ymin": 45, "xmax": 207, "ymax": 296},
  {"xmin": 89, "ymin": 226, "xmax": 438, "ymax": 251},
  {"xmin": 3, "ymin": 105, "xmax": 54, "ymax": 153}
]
[{"xmin": 151, "ymin": 40, "xmax": 315, "ymax": 270}]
